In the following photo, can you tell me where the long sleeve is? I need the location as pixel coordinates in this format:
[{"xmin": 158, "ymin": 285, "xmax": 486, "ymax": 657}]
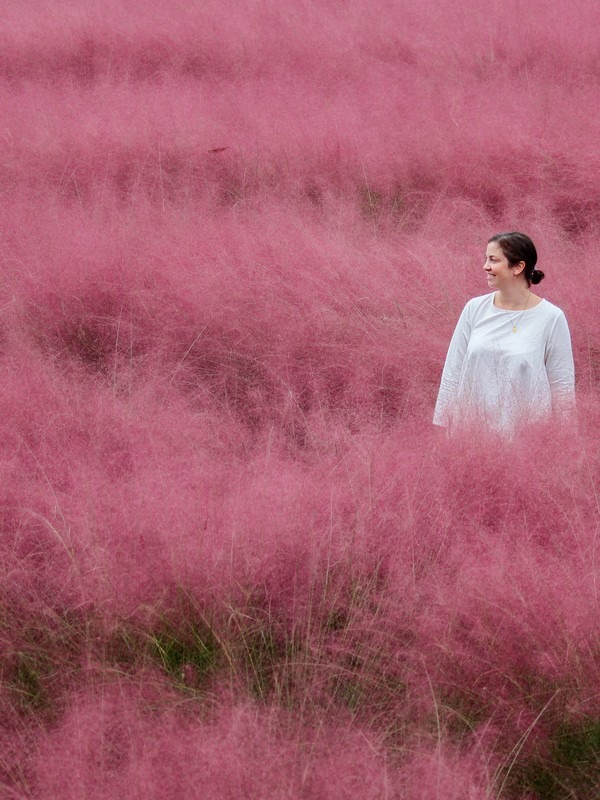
[
  {"xmin": 433, "ymin": 302, "xmax": 472, "ymax": 427},
  {"xmin": 545, "ymin": 310, "xmax": 575, "ymax": 416}
]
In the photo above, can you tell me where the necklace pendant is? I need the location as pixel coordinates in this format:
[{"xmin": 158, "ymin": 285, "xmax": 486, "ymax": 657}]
[{"xmin": 512, "ymin": 326, "xmax": 517, "ymax": 333}]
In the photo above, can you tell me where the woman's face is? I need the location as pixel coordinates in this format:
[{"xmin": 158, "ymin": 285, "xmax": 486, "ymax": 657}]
[{"xmin": 483, "ymin": 242, "xmax": 524, "ymax": 289}]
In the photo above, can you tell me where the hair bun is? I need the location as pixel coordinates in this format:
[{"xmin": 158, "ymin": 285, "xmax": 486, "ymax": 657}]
[{"xmin": 530, "ymin": 269, "xmax": 545, "ymax": 285}]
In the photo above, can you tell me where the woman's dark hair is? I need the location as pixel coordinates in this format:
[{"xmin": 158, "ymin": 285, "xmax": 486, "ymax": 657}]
[{"xmin": 488, "ymin": 231, "xmax": 544, "ymax": 285}]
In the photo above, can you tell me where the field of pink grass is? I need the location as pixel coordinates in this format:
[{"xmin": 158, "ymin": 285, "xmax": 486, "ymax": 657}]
[{"xmin": 1, "ymin": 1, "xmax": 600, "ymax": 798}]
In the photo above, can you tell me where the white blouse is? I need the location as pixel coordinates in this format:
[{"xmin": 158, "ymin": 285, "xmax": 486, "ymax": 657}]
[{"xmin": 433, "ymin": 293, "xmax": 575, "ymax": 434}]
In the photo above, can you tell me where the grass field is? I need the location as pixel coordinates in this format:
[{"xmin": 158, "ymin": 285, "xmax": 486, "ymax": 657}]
[{"xmin": 1, "ymin": 1, "xmax": 600, "ymax": 797}]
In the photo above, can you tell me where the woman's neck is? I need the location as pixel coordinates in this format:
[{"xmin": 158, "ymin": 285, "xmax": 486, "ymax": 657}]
[{"xmin": 494, "ymin": 284, "xmax": 532, "ymax": 310}]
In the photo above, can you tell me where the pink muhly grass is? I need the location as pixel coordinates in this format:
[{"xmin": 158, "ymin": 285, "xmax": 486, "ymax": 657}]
[
  {"xmin": 25, "ymin": 682, "xmax": 405, "ymax": 800},
  {"xmin": 2, "ymin": 0, "xmax": 600, "ymax": 797}
]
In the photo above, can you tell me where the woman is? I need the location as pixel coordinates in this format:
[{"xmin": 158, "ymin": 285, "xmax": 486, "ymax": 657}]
[{"xmin": 433, "ymin": 232, "xmax": 575, "ymax": 435}]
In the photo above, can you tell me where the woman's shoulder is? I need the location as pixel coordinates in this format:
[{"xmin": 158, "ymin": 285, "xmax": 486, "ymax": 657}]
[
  {"xmin": 466, "ymin": 292, "xmax": 494, "ymax": 306},
  {"xmin": 536, "ymin": 298, "xmax": 568, "ymax": 320},
  {"xmin": 462, "ymin": 293, "xmax": 495, "ymax": 314}
]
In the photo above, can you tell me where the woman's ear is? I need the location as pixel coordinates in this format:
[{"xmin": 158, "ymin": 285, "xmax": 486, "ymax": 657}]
[{"xmin": 513, "ymin": 260, "xmax": 526, "ymax": 277}]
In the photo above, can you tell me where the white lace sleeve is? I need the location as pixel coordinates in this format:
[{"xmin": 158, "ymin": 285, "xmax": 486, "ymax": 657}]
[
  {"xmin": 545, "ymin": 310, "xmax": 575, "ymax": 417},
  {"xmin": 433, "ymin": 302, "xmax": 472, "ymax": 427}
]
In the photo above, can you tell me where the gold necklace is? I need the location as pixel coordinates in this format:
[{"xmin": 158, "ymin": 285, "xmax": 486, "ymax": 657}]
[{"xmin": 502, "ymin": 291, "xmax": 531, "ymax": 333}]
